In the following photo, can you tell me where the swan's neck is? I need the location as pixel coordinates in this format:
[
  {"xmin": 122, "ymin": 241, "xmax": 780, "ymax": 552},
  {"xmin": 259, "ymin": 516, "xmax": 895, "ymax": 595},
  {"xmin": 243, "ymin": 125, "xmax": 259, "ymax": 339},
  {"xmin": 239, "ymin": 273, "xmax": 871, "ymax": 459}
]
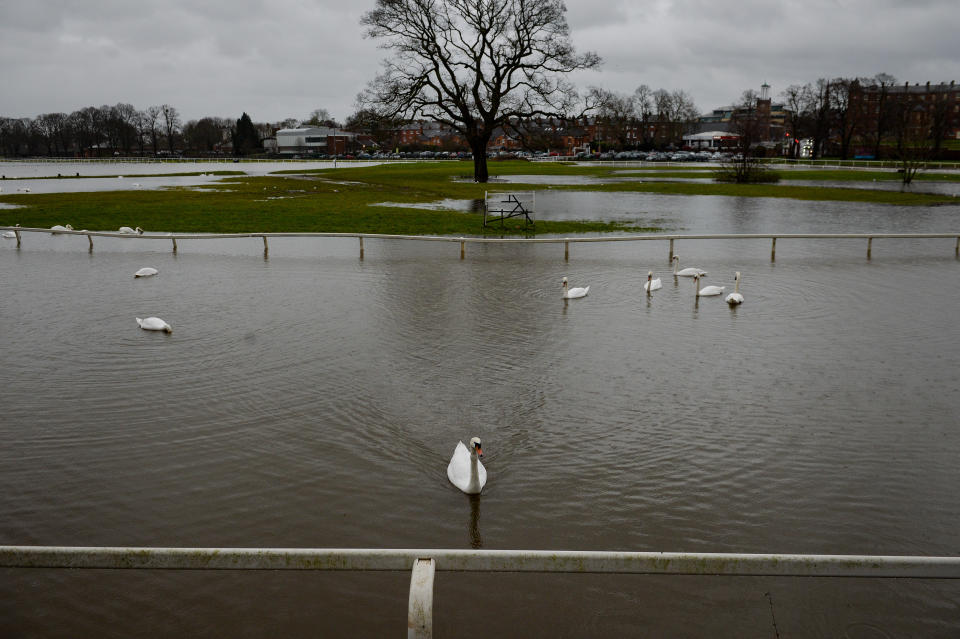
[
  {"xmin": 735, "ymin": 276, "xmax": 740, "ymax": 294},
  {"xmin": 468, "ymin": 450, "xmax": 481, "ymax": 491},
  {"xmin": 672, "ymin": 259, "xmax": 678, "ymax": 275}
]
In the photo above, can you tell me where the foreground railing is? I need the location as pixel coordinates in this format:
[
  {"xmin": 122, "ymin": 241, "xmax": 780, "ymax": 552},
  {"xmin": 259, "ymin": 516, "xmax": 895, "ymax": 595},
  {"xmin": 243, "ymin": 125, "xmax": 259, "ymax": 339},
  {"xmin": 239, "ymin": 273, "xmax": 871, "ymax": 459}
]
[
  {"xmin": 3, "ymin": 227, "xmax": 959, "ymax": 261},
  {"xmin": 3, "ymin": 546, "xmax": 959, "ymax": 638}
]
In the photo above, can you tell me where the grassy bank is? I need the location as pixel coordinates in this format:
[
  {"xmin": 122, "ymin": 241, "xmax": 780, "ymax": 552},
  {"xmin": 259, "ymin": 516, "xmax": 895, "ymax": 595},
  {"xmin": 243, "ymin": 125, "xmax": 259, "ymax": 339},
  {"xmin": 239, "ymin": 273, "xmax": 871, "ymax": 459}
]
[
  {"xmin": 1, "ymin": 160, "xmax": 957, "ymax": 235},
  {"xmin": 0, "ymin": 166, "xmax": 653, "ymax": 236}
]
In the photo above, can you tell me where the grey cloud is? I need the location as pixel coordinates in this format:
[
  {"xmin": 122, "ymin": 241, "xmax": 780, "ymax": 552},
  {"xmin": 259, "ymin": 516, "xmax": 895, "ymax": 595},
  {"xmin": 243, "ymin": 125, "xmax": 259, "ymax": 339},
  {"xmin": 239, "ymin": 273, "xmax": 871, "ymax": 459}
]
[{"xmin": 1, "ymin": 0, "xmax": 958, "ymax": 123}]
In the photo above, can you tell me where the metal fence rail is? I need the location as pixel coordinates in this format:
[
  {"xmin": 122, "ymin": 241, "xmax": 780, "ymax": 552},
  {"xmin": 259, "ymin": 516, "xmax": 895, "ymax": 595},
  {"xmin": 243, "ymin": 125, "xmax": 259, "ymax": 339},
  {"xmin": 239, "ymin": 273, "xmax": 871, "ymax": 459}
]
[
  {"xmin": 4, "ymin": 546, "xmax": 960, "ymax": 638},
  {"xmin": 3, "ymin": 227, "xmax": 959, "ymax": 261}
]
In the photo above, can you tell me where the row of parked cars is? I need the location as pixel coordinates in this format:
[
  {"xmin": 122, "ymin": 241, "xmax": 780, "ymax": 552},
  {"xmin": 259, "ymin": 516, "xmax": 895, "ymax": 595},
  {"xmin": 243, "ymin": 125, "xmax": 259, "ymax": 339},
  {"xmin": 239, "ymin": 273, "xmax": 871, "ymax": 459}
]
[
  {"xmin": 578, "ymin": 150, "xmax": 733, "ymax": 162},
  {"xmin": 291, "ymin": 149, "xmax": 734, "ymax": 161}
]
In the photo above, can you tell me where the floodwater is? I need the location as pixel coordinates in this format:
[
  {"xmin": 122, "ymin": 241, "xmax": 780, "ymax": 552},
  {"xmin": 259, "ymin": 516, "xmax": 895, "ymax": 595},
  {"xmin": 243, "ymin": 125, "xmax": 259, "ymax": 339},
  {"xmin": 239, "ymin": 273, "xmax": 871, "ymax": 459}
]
[
  {"xmin": 2, "ymin": 178, "xmax": 960, "ymax": 637},
  {"xmin": 0, "ymin": 160, "xmax": 382, "ymax": 193}
]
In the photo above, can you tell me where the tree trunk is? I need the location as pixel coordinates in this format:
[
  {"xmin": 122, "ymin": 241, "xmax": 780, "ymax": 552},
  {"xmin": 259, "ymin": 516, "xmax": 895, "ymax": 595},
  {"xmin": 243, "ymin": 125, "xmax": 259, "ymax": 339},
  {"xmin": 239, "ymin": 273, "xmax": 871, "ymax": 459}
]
[{"xmin": 469, "ymin": 136, "xmax": 490, "ymax": 182}]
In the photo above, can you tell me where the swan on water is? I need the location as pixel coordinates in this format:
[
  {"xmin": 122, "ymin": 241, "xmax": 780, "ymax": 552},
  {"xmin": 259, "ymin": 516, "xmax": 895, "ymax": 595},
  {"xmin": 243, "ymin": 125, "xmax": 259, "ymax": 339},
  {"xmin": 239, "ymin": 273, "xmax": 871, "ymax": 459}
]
[
  {"xmin": 2, "ymin": 231, "xmax": 16, "ymax": 239},
  {"xmin": 137, "ymin": 317, "xmax": 172, "ymax": 333},
  {"xmin": 695, "ymin": 273, "xmax": 724, "ymax": 297},
  {"xmin": 562, "ymin": 277, "xmax": 589, "ymax": 299},
  {"xmin": 17, "ymin": 187, "xmax": 31, "ymax": 192},
  {"xmin": 643, "ymin": 270, "xmax": 662, "ymax": 292},
  {"xmin": 134, "ymin": 267, "xmax": 159, "ymax": 278},
  {"xmin": 672, "ymin": 255, "xmax": 707, "ymax": 277},
  {"xmin": 726, "ymin": 272, "xmax": 745, "ymax": 305},
  {"xmin": 119, "ymin": 226, "xmax": 144, "ymax": 234},
  {"xmin": 447, "ymin": 437, "xmax": 486, "ymax": 494},
  {"xmin": 50, "ymin": 224, "xmax": 73, "ymax": 234}
]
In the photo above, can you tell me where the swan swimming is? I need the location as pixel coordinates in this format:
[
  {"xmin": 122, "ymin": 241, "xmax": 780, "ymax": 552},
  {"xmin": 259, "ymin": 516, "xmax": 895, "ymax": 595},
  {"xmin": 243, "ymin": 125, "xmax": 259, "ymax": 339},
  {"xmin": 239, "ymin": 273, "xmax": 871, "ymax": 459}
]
[
  {"xmin": 447, "ymin": 437, "xmax": 486, "ymax": 494},
  {"xmin": 2, "ymin": 231, "xmax": 16, "ymax": 239},
  {"xmin": 726, "ymin": 272, "xmax": 744, "ymax": 305},
  {"xmin": 50, "ymin": 224, "xmax": 73, "ymax": 234},
  {"xmin": 136, "ymin": 317, "xmax": 172, "ymax": 333},
  {"xmin": 562, "ymin": 277, "xmax": 589, "ymax": 299},
  {"xmin": 643, "ymin": 271, "xmax": 662, "ymax": 292},
  {"xmin": 694, "ymin": 274, "xmax": 724, "ymax": 297},
  {"xmin": 134, "ymin": 267, "xmax": 159, "ymax": 278},
  {"xmin": 672, "ymin": 255, "xmax": 707, "ymax": 277},
  {"xmin": 119, "ymin": 226, "xmax": 144, "ymax": 234}
]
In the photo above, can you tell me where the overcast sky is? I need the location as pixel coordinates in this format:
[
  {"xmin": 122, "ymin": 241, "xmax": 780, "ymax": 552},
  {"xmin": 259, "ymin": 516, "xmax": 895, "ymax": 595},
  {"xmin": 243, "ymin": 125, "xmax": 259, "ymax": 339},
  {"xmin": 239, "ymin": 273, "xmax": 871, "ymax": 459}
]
[{"xmin": 2, "ymin": 0, "xmax": 959, "ymax": 124}]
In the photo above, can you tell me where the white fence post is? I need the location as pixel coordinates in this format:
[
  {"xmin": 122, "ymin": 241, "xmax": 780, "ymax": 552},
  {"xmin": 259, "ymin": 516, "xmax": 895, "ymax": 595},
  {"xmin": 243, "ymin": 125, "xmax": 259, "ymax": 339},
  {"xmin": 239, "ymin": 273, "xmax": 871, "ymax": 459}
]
[{"xmin": 408, "ymin": 558, "xmax": 436, "ymax": 639}]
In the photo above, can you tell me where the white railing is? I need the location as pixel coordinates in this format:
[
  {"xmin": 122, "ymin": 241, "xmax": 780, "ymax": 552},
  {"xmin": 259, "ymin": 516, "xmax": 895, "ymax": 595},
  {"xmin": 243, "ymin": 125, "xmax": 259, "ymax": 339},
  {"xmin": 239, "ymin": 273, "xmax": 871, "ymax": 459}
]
[
  {"xmin": 766, "ymin": 158, "xmax": 960, "ymax": 171},
  {"xmin": 3, "ymin": 545, "xmax": 959, "ymax": 638},
  {"xmin": 3, "ymin": 227, "xmax": 958, "ymax": 262}
]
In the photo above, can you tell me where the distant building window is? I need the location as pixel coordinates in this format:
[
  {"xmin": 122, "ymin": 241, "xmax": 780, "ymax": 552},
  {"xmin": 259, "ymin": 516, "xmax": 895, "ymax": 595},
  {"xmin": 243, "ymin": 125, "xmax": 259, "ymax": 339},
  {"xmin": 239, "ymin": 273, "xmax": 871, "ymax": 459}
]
[{"xmin": 305, "ymin": 136, "xmax": 326, "ymax": 143}]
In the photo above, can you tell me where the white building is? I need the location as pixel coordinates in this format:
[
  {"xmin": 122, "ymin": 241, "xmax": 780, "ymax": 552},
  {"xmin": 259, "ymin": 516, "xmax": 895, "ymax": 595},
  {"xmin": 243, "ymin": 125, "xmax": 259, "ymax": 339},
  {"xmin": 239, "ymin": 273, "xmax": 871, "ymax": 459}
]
[
  {"xmin": 275, "ymin": 127, "xmax": 357, "ymax": 156},
  {"xmin": 681, "ymin": 130, "xmax": 740, "ymax": 150}
]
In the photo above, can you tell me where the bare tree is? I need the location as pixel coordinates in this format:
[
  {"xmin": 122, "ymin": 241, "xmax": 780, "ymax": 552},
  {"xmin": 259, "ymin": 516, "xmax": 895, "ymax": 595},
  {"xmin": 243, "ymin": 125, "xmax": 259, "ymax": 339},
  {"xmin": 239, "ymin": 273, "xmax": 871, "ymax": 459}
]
[
  {"xmin": 183, "ymin": 117, "xmax": 229, "ymax": 153},
  {"xmin": 144, "ymin": 106, "xmax": 163, "ymax": 155},
  {"xmin": 633, "ymin": 84, "xmax": 656, "ymax": 147},
  {"xmin": 860, "ymin": 73, "xmax": 897, "ymax": 159},
  {"xmin": 781, "ymin": 83, "xmax": 812, "ymax": 158},
  {"xmin": 928, "ymin": 83, "xmax": 954, "ymax": 158},
  {"xmin": 111, "ymin": 103, "xmax": 139, "ymax": 154},
  {"xmin": 34, "ymin": 113, "xmax": 67, "ymax": 155},
  {"xmin": 160, "ymin": 104, "xmax": 181, "ymax": 154},
  {"xmin": 359, "ymin": 0, "xmax": 600, "ymax": 182},
  {"xmin": 592, "ymin": 88, "xmax": 637, "ymax": 150},
  {"xmin": 829, "ymin": 78, "xmax": 863, "ymax": 160},
  {"xmin": 892, "ymin": 100, "xmax": 934, "ymax": 185},
  {"xmin": 345, "ymin": 108, "xmax": 404, "ymax": 149},
  {"xmin": 716, "ymin": 90, "xmax": 777, "ymax": 183},
  {"xmin": 809, "ymin": 79, "xmax": 832, "ymax": 159},
  {"xmin": 69, "ymin": 107, "xmax": 103, "ymax": 156},
  {"xmin": 307, "ymin": 108, "xmax": 339, "ymax": 128}
]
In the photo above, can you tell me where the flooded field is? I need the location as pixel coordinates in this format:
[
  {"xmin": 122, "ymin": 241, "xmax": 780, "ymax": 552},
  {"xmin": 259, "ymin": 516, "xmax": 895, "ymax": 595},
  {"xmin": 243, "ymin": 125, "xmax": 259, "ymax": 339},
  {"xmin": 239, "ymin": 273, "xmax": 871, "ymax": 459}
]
[{"xmin": 2, "ymin": 169, "xmax": 960, "ymax": 637}]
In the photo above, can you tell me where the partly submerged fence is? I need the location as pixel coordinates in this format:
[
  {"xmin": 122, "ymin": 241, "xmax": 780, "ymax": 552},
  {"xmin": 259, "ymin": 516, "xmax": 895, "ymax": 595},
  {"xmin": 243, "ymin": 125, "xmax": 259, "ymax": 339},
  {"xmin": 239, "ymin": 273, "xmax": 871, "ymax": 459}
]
[
  {"xmin": 3, "ymin": 227, "xmax": 959, "ymax": 261},
  {"xmin": 3, "ymin": 545, "xmax": 960, "ymax": 638}
]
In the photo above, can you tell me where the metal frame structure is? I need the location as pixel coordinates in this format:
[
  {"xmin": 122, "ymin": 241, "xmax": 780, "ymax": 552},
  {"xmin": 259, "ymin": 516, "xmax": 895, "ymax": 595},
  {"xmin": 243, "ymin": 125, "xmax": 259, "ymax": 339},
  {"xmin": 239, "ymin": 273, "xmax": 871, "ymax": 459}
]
[{"xmin": 483, "ymin": 190, "xmax": 535, "ymax": 229}]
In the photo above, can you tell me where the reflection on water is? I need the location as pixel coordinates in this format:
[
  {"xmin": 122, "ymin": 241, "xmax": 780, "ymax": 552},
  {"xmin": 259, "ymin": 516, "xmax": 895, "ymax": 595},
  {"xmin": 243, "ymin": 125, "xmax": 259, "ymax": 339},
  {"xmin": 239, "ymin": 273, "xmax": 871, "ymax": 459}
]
[
  {"xmin": 2, "ymin": 197, "xmax": 960, "ymax": 637},
  {"xmin": 469, "ymin": 495, "xmax": 483, "ymax": 549}
]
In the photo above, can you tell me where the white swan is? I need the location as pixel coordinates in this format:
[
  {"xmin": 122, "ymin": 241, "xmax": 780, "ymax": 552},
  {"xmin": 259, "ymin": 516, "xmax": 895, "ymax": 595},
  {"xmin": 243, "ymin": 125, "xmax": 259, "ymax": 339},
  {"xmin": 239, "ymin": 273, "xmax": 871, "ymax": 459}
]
[
  {"xmin": 447, "ymin": 437, "xmax": 486, "ymax": 494},
  {"xmin": 695, "ymin": 274, "xmax": 724, "ymax": 297},
  {"xmin": 672, "ymin": 255, "xmax": 707, "ymax": 277},
  {"xmin": 726, "ymin": 272, "xmax": 744, "ymax": 305},
  {"xmin": 134, "ymin": 267, "xmax": 159, "ymax": 278},
  {"xmin": 17, "ymin": 187, "xmax": 31, "ymax": 193},
  {"xmin": 119, "ymin": 226, "xmax": 144, "ymax": 234},
  {"xmin": 2, "ymin": 231, "xmax": 16, "ymax": 239},
  {"xmin": 50, "ymin": 224, "xmax": 73, "ymax": 234},
  {"xmin": 136, "ymin": 317, "xmax": 172, "ymax": 333},
  {"xmin": 643, "ymin": 270, "xmax": 662, "ymax": 292},
  {"xmin": 562, "ymin": 277, "xmax": 589, "ymax": 299}
]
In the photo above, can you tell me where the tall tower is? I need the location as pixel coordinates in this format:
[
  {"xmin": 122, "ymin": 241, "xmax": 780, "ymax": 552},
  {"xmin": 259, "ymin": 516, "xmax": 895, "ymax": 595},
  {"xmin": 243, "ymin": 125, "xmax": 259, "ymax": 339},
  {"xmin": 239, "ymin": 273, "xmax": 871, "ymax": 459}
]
[{"xmin": 757, "ymin": 83, "xmax": 772, "ymax": 140}]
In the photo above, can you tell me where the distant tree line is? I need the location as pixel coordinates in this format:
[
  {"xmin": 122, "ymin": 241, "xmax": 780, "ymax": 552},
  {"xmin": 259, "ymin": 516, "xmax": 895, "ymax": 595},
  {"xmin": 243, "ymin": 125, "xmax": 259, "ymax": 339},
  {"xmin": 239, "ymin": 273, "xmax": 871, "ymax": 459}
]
[
  {"xmin": 0, "ymin": 104, "xmax": 293, "ymax": 158},
  {"xmin": 4, "ymin": 73, "xmax": 955, "ymax": 163}
]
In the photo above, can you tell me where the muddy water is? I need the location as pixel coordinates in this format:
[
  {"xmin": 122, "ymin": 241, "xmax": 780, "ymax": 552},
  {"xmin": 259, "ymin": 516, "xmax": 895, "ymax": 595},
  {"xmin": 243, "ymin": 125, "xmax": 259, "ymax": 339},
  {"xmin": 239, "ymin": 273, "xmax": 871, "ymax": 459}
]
[{"xmin": 1, "ymin": 195, "xmax": 959, "ymax": 637}]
